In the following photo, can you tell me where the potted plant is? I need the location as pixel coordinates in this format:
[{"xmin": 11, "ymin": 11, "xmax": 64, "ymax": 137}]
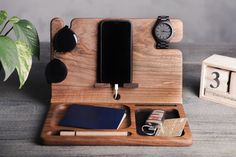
[{"xmin": 0, "ymin": 10, "xmax": 39, "ymax": 88}]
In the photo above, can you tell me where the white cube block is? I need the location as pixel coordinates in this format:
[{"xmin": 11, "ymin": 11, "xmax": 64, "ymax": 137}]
[
  {"xmin": 230, "ymin": 72, "xmax": 236, "ymax": 97},
  {"xmin": 205, "ymin": 67, "xmax": 230, "ymax": 93}
]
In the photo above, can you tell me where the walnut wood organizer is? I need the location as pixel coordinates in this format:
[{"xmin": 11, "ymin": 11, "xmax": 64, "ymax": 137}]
[{"xmin": 41, "ymin": 18, "xmax": 192, "ymax": 146}]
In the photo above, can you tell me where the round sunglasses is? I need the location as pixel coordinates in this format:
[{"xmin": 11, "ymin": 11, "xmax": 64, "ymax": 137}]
[{"xmin": 45, "ymin": 26, "xmax": 78, "ymax": 83}]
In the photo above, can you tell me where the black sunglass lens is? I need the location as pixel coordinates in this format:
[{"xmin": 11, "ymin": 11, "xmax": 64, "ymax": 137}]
[
  {"xmin": 45, "ymin": 59, "xmax": 68, "ymax": 83},
  {"xmin": 54, "ymin": 26, "xmax": 77, "ymax": 52}
]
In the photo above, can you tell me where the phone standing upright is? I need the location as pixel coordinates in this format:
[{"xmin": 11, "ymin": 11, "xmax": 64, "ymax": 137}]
[{"xmin": 98, "ymin": 20, "xmax": 132, "ymax": 85}]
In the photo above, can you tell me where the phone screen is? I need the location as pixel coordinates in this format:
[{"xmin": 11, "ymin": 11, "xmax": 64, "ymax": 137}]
[{"xmin": 99, "ymin": 20, "xmax": 132, "ymax": 85}]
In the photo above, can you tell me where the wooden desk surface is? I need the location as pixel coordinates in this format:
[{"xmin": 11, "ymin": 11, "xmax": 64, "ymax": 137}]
[{"xmin": 1, "ymin": 43, "xmax": 236, "ymax": 156}]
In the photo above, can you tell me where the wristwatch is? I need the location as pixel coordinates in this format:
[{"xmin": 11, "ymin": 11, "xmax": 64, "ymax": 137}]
[{"xmin": 152, "ymin": 16, "xmax": 173, "ymax": 49}]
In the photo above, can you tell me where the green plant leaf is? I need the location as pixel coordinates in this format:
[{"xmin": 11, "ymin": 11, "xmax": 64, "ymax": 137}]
[
  {"xmin": 12, "ymin": 19, "xmax": 40, "ymax": 59},
  {"xmin": 0, "ymin": 10, "xmax": 8, "ymax": 25},
  {"xmin": 0, "ymin": 36, "xmax": 18, "ymax": 81},
  {"xmin": 15, "ymin": 40, "xmax": 32, "ymax": 88},
  {"xmin": 9, "ymin": 16, "xmax": 20, "ymax": 24}
]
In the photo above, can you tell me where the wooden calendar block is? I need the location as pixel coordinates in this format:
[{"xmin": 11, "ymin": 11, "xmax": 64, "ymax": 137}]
[
  {"xmin": 200, "ymin": 54, "xmax": 236, "ymax": 108},
  {"xmin": 230, "ymin": 72, "xmax": 236, "ymax": 97},
  {"xmin": 204, "ymin": 67, "xmax": 230, "ymax": 93}
]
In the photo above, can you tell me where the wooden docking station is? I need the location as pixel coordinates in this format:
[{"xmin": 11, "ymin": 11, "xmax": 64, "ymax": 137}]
[{"xmin": 41, "ymin": 18, "xmax": 192, "ymax": 146}]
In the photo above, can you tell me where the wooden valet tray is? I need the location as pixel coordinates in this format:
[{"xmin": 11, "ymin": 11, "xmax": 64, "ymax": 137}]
[{"xmin": 41, "ymin": 18, "xmax": 192, "ymax": 146}]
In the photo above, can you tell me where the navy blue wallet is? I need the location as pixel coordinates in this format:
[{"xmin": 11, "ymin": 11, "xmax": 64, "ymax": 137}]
[{"xmin": 59, "ymin": 104, "xmax": 126, "ymax": 129}]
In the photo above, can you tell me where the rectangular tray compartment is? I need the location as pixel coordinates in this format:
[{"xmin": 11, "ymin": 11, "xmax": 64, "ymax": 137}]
[{"xmin": 41, "ymin": 103, "xmax": 192, "ymax": 146}]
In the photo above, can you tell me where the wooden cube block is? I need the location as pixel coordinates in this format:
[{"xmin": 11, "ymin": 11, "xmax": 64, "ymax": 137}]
[
  {"xmin": 204, "ymin": 67, "xmax": 230, "ymax": 93},
  {"xmin": 230, "ymin": 72, "xmax": 236, "ymax": 97},
  {"xmin": 199, "ymin": 54, "xmax": 236, "ymax": 108}
]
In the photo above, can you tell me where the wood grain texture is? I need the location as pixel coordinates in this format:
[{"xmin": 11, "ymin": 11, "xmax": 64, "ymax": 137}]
[
  {"xmin": 51, "ymin": 18, "xmax": 183, "ymax": 104},
  {"xmin": 40, "ymin": 18, "xmax": 192, "ymax": 146},
  {"xmin": 1, "ymin": 43, "xmax": 236, "ymax": 156}
]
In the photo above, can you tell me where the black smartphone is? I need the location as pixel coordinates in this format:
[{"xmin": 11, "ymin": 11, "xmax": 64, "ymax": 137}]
[{"xmin": 98, "ymin": 20, "xmax": 132, "ymax": 85}]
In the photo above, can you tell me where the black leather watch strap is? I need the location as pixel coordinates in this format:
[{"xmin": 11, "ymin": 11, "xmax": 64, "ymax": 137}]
[
  {"xmin": 156, "ymin": 41, "xmax": 169, "ymax": 49},
  {"xmin": 157, "ymin": 16, "xmax": 170, "ymax": 22}
]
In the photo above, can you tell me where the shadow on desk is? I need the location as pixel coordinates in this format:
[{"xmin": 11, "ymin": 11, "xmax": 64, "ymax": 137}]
[{"xmin": 183, "ymin": 64, "xmax": 201, "ymax": 97}]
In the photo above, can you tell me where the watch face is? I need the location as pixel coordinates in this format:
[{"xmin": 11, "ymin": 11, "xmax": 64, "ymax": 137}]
[{"xmin": 155, "ymin": 23, "xmax": 172, "ymax": 41}]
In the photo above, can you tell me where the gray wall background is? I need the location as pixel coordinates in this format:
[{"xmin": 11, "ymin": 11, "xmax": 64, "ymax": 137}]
[{"xmin": 1, "ymin": 0, "xmax": 236, "ymax": 43}]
